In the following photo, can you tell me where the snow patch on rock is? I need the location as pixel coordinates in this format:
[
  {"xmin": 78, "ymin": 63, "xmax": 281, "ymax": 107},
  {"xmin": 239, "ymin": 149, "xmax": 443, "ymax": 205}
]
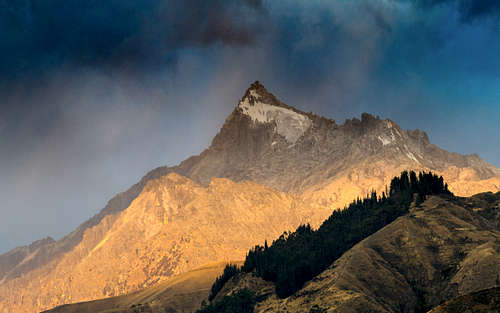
[
  {"xmin": 403, "ymin": 144, "xmax": 420, "ymax": 163},
  {"xmin": 406, "ymin": 151, "xmax": 419, "ymax": 163},
  {"xmin": 378, "ymin": 135, "xmax": 392, "ymax": 146},
  {"xmin": 378, "ymin": 128, "xmax": 397, "ymax": 146},
  {"xmin": 238, "ymin": 92, "xmax": 312, "ymax": 143}
]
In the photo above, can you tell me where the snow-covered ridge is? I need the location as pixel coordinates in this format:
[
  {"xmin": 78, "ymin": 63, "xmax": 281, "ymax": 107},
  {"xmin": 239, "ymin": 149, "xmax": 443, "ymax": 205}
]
[{"xmin": 238, "ymin": 89, "xmax": 312, "ymax": 143}]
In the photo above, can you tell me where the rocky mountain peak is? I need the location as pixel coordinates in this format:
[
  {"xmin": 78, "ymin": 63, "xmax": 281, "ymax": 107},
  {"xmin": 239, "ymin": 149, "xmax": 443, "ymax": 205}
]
[
  {"xmin": 238, "ymin": 81, "xmax": 288, "ymax": 109},
  {"xmin": 193, "ymin": 82, "xmax": 500, "ymax": 192},
  {"xmin": 240, "ymin": 80, "xmax": 267, "ymax": 100},
  {"xmin": 234, "ymin": 81, "xmax": 312, "ymax": 144}
]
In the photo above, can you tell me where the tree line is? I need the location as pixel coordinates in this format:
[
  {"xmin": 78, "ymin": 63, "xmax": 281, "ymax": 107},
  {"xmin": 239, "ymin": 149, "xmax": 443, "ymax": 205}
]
[{"xmin": 203, "ymin": 171, "xmax": 452, "ymax": 310}]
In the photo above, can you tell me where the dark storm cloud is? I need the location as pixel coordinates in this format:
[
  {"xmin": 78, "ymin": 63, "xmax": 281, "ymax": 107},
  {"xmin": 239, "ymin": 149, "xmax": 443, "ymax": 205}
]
[
  {"xmin": 0, "ymin": 0, "xmax": 266, "ymax": 82},
  {"xmin": 1, "ymin": 0, "xmax": 500, "ymax": 253},
  {"xmin": 160, "ymin": 0, "xmax": 266, "ymax": 45},
  {"xmin": 411, "ymin": 0, "xmax": 500, "ymax": 21}
]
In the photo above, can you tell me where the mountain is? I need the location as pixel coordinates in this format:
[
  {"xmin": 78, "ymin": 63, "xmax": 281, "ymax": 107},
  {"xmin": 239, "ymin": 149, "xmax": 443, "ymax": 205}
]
[
  {"xmin": 211, "ymin": 192, "xmax": 500, "ymax": 313},
  {"xmin": 41, "ymin": 262, "xmax": 242, "ymax": 313},
  {"xmin": 0, "ymin": 174, "xmax": 330, "ymax": 313},
  {"xmin": 170, "ymin": 81, "xmax": 500, "ymax": 207},
  {"xmin": 1, "ymin": 82, "xmax": 499, "ymax": 313}
]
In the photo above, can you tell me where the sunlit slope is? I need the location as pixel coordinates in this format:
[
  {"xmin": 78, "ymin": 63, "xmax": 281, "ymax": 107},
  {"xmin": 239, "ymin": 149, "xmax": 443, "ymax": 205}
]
[
  {"xmin": 42, "ymin": 261, "xmax": 242, "ymax": 313},
  {"xmin": 0, "ymin": 174, "xmax": 330, "ymax": 313}
]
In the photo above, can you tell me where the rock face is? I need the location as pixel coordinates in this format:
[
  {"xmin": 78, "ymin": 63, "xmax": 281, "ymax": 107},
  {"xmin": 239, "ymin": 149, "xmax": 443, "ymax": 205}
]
[
  {"xmin": 1, "ymin": 81, "xmax": 499, "ymax": 313},
  {"xmin": 218, "ymin": 192, "xmax": 500, "ymax": 313}
]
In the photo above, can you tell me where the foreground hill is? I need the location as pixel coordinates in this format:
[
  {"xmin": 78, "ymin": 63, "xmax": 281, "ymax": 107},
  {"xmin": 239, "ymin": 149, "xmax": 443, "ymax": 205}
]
[
  {"xmin": 428, "ymin": 287, "xmax": 500, "ymax": 313},
  {"xmin": 213, "ymin": 192, "xmax": 500, "ymax": 313},
  {"xmin": 1, "ymin": 82, "xmax": 499, "ymax": 313},
  {"xmin": 42, "ymin": 262, "xmax": 242, "ymax": 313}
]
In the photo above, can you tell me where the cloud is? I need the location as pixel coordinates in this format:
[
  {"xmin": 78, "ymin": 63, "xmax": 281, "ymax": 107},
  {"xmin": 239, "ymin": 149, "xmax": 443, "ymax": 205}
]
[
  {"xmin": 411, "ymin": 0, "xmax": 500, "ymax": 22},
  {"xmin": 0, "ymin": 0, "xmax": 267, "ymax": 82},
  {"xmin": 1, "ymin": 0, "xmax": 500, "ymax": 253},
  {"xmin": 160, "ymin": 0, "xmax": 266, "ymax": 46}
]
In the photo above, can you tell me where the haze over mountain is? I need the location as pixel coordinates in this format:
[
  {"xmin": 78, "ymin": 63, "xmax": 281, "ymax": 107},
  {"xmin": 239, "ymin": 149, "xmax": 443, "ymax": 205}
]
[
  {"xmin": 2, "ymin": 0, "xmax": 500, "ymax": 255},
  {"xmin": 1, "ymin": 83, "xmax": 499, "ymax": 313}
]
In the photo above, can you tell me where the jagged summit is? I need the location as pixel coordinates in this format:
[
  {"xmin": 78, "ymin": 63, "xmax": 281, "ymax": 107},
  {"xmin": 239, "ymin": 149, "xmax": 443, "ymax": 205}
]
[
  {"xmin": 172, "ymin": 82, "xmax": 500, "ymax": 195},
  {"xmin": 236, "ymin": 82, "xmax": 419, "ymax": 147},
  {"xmin": 239, "ymin": 81, "xmax": 281, "ymax": 107},
  {"xmin": 237, "ymin": 81, "xmax": 308, "ymax": 115},
  {"xmin": 231, "ymin": 83, "xmax": 424, "ymax": 153},
  {"xmin": 240, "ymin": 81, "xmax": 267, "ymax": 101},
  {"xmin": 182, "ymin": 82, "xmax": 499, "ymax": 190}
]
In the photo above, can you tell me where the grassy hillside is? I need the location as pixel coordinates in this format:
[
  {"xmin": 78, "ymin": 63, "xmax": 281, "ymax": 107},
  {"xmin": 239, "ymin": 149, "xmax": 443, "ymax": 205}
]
[{"xmin": 428, "ymin": 287, "xmax": 500, "ymax": 313}]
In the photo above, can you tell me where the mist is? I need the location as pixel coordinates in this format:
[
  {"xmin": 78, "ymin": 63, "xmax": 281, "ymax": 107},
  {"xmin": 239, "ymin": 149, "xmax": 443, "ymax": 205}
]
[{"xmin": 1, "ymin": 0, "xmax": 500, "ymax": 253}]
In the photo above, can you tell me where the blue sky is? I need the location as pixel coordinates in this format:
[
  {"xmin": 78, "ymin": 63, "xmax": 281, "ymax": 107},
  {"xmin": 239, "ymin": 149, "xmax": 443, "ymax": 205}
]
[{"xmin": 1, "ymin": 0, "xmax": 499, "ymax": 252}]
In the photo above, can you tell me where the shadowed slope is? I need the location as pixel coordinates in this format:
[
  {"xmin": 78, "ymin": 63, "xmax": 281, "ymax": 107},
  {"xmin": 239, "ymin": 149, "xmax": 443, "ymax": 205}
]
[{"xmin": 427, "ymin": 287, "xmax": 500, "ymax": 313}]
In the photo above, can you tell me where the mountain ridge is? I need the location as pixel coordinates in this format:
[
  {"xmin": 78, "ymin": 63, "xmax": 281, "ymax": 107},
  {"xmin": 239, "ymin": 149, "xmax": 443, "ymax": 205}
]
[{"xmin": 0, "ymin": 173, "xmax": 331, "ymax": 313}]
